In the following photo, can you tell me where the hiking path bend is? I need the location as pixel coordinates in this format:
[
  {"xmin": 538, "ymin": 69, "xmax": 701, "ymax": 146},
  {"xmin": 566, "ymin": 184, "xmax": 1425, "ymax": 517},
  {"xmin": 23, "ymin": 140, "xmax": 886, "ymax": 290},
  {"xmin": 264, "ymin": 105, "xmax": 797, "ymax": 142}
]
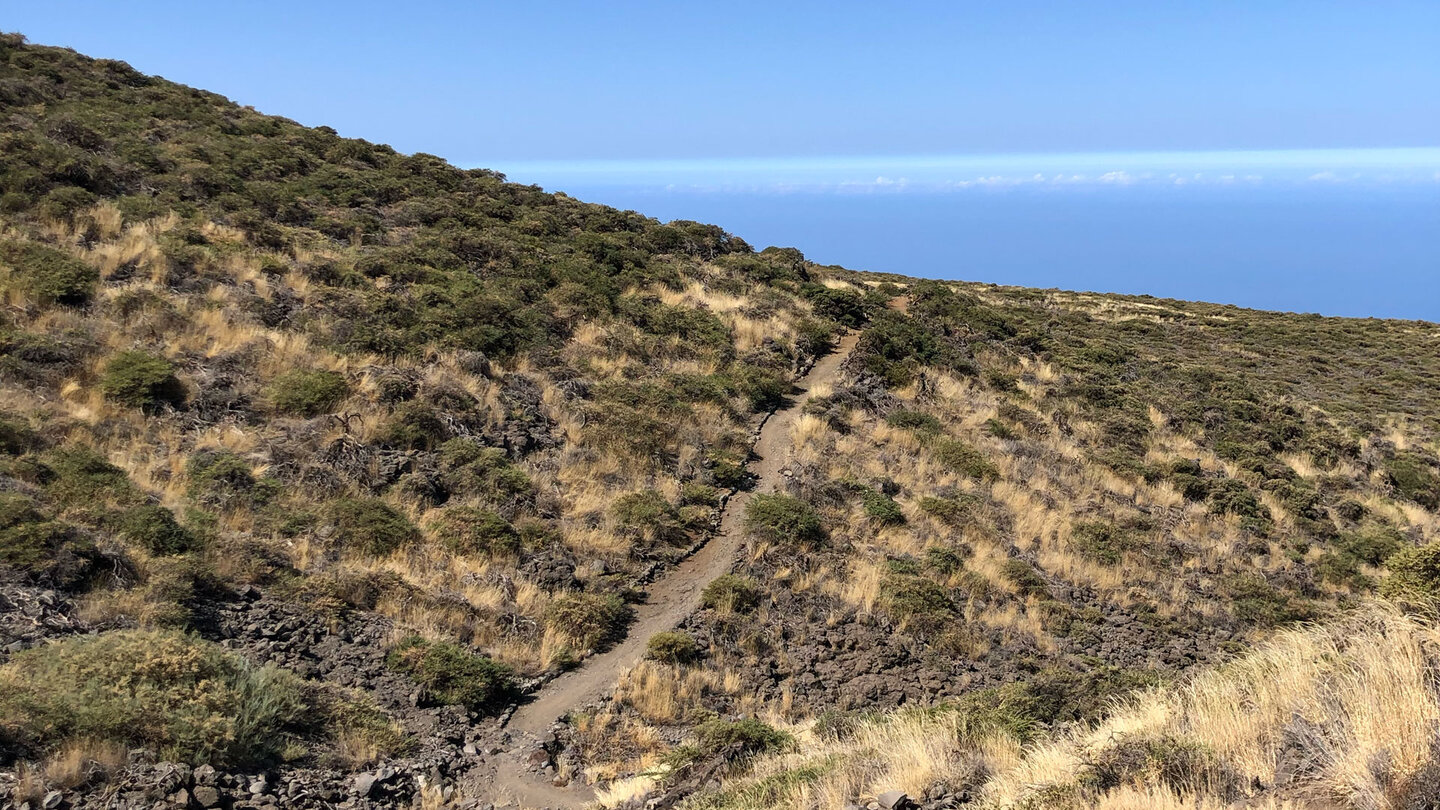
[{"xmin": 486, "ymin": 330, "xmax": 863, "ymax": 809}]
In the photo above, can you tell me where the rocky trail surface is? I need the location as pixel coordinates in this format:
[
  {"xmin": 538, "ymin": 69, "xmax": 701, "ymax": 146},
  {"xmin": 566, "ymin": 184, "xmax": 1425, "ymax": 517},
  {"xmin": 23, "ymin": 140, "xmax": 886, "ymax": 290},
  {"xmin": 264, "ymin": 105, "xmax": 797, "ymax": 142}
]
[{"xmin": 483, "ymin": 330, "xmax": 863, "ymax": 809}]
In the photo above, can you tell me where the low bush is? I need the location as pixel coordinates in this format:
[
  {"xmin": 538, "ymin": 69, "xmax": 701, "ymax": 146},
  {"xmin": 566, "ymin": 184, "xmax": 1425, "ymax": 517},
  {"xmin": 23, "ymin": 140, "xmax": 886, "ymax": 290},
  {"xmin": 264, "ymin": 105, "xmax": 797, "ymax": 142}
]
[
  {"xmin": 885, "ymin": 409, "xmax": 942, "ymax": 433},
  {"xmin": 1001, "ymin": 558, "xmax": 1048, "ymax": 597},
  {"xmin": 1083, "ymin": 734, "xmax": 1235, "ymax": 796},
  {"xmin": 266, "ymin": 369, "xmax": 349, "ymax": 416},
  {"xmin": 377, "ymin": 402, "xmax": 451, "ymax": 451},
  {"xmin": 646, "ymin": 631, "xmax": 701, "ymax": 664},
  {"xmin": 861, "ymin": 489, "xmax": 906, "ymax": 525},
  {"xmin": 934, "ymin": 438, "xmax": 999, "ymax": 481},
  {"xmin": 100, "ymin": 350, "xmax": 185, "ymax": 410},
  {"xmin": 744, "ymin": 493, "xmax": 825, "ymax": 547},
  {"xmin": 681, "ymin": 482, "xmax": 720, "ymax": 507},
  {"xmin": 708, "ymin": 452, "xmax": 754, "ymax": 490},
  {"xmin": 0, "ymin": 629, "xmax": 304, "ymax": 767},
  {"xmin": 546, "ymin": 592, "xmax": 632, "ymax": 651},
  {"xmin": 384, "ymin": 636, "xmax": 516, "ymax": 714},
  {"xmin": 117, "ymin": 504, "xmax": 198, "ymax": 555},
  {"xmin": 438, "ymin": 439, "xmax": 532, "ymax": 502},
  {"xmin": 329, "ymin": 497, "xmax": 420, "ymax": 556},
  {"xmin": 612, "ymin": 490, "xmax": 683, "ymax": 544},
  {"xmin": 1069, "ymin": 521, "xmax": 1144, "ymax": 566},
  {"xmin": 185, "ymin": 450, "xmax": 275, "ymax": 510},
  {"xmin": 695, "ymin": 718, "xmax": 790, "ymax": 759},
  {"xmin": 877, "ymin": 573, "xmax": 954, "ymax": 634},
  {"xmin": 701, "ymin": 574, "xmax": 762, "ymax": 613},
  {"xmin": 735, "ymin": 366, "xmax": 790, "ymax": 412},
  {"xmin": 984, "ymin": 418, "xmax": 1018, "ymax": 440},
  {"xmin": 1381, "ymin": 543, "xmax": 1440, "ymax": 601},
  {"xmin": 917, "ymin": 494, "xmax": 981, "ymax": 527},
  {"xmin": 426, "ymin": 505, "xmax": 520, "ymax": 557},
  {"xmin": 1221, "ymin": 572, "xmax": 1318, "ymax": 626},
  {"xmin": 1385, "ymin": 453, "xmax": 1440, "ymax": 509},
  {"xmin": 43, "ymin": 445, "xmax": 141, "ymax": 508},
  {"xmin": 0, "ymin": 493, "xmax": 96, "ymax": 585},
  {"xmin": 1340, "ymin": 523, "xmax": 1404, "ymax": 566},
  {"xmin": 924, "ymin": 545, "xmax": 965, "ymax": 574},
  {"xmin": 0, "ymin": 240, "xmax": 98, "ymax": 306}
]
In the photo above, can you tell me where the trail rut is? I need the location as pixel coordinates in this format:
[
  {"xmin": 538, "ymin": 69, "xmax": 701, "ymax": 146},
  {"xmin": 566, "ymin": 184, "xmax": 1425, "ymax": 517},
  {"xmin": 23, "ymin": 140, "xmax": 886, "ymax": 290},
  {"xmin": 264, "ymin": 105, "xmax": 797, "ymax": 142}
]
[{"xmin": 488, "ymin": 331, "xmax": 861, "ymax": 809}]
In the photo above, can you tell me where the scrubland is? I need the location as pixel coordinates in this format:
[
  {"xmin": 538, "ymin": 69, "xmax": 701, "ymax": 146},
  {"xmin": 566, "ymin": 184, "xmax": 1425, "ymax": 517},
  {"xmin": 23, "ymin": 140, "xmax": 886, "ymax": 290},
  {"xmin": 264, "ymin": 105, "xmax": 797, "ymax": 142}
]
[{"xmin": 2, "ymin": 32, "xmax": 1440, "ymax": 810}]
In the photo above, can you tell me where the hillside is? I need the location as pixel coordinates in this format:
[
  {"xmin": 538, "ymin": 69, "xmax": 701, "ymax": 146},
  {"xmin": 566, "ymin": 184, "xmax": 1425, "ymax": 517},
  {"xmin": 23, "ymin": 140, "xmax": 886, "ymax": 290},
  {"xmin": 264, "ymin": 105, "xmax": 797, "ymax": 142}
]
[{"xmin": 1, "ymin": 33, "xmax": 1439, "ymax": 810}]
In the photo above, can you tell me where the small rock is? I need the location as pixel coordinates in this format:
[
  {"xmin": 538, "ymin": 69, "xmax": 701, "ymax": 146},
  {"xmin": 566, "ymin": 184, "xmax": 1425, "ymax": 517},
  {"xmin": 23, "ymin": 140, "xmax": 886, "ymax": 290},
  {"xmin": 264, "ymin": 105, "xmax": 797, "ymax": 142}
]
[
  {"xmin": 192, "ymin": 786, "xmax": 221, "ymax": 808},
  {"xmin": 877, "ymin": 791, "xmax": 912, "ymax": 810},
  {"xmin": 42, "ymin": 791, "xmax": 63, "ymax": 809},
  {"xmin": 353, "ymin": 773, "xmax": 377, "ymax": 797},
  {"xmin": 462, "ymin": 743, "xmax": 478, "ymax": 756}
]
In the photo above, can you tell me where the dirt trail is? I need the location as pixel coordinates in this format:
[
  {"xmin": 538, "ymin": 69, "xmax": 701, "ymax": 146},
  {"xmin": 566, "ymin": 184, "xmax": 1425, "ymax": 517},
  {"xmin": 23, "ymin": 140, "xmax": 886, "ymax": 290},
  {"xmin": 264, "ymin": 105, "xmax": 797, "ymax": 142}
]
[{"xmin": 488, "ymin": 331, "xmax": 862, "ymax": 809}]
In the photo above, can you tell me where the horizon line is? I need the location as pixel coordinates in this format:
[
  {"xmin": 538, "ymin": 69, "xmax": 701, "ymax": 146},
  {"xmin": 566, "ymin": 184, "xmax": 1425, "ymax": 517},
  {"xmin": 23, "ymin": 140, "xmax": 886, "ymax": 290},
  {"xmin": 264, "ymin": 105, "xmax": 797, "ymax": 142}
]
[{"xmin": 485, "ymin": 146, "xmax": 1440, "ymax": 177}]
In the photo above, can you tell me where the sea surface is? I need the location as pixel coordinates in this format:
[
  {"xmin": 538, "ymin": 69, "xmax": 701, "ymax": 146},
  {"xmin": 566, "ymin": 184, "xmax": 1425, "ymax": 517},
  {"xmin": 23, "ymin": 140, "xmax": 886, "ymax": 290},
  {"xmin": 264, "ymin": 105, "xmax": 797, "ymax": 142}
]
[{"xmin": 523, "ymin": 183, "xmax": 1439, "ymax": 322}]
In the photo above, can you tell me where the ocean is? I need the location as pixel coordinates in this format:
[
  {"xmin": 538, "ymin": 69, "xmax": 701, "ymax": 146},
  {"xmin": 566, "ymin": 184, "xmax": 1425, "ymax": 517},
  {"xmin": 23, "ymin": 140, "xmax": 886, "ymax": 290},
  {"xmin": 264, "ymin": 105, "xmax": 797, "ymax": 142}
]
[{"xmin": 522, "ymin": 183, "xmax": 1439, "ymax": 322}]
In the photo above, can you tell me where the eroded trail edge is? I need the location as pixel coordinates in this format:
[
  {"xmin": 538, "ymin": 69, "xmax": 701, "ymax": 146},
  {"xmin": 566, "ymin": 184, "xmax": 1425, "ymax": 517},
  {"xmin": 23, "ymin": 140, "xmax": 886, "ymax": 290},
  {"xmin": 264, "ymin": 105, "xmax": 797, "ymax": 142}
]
[{"xmin": 487, "ymin": 331, "xmax": 861, "ymax": 809}]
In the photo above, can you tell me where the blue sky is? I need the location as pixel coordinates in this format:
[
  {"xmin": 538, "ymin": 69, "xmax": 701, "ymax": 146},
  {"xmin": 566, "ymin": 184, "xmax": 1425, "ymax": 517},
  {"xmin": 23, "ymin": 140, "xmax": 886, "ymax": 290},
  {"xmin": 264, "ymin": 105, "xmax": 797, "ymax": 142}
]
[{"xmin": 9, "ymin": 1, "xmax": 1439, "ymax": 163}]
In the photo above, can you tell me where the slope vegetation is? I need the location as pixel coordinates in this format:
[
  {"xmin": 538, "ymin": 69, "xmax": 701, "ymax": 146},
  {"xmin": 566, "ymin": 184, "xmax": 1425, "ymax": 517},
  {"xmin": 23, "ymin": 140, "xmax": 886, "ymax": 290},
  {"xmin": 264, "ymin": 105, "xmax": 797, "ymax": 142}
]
[{"xmin": 1, "ymin": 32, "xmax": 1439, "ymax": 810}]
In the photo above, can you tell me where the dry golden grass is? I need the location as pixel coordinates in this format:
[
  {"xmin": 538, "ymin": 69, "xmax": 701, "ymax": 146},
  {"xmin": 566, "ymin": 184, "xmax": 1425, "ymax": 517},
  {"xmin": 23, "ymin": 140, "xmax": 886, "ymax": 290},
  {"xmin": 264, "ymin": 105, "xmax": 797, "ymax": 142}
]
[
  {"xmin": 613, "ymin": 660, "xmax": 742, "ymax": 724},
  {"xmin": 690, "ymin": 603, "xmax": 1440, "ymax": 810}
]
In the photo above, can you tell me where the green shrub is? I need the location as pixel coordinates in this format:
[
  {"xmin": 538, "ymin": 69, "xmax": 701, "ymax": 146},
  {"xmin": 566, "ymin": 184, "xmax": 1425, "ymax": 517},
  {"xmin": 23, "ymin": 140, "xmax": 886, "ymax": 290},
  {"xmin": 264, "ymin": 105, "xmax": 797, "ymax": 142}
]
[
  {"xmin": 0, "ymin": 414, "xmax": 40, "ymax": 455},
  {"xmin": 877, "ymin": 573, "xmax": 954, "ymax": 633},
  {"xmin": 0, "ymin": 629, "xmax": 304, "ymax": 767},
  {"xmin": 385, "ymin": 636, "xmax": 516, "ymax": 713},
  {"xmin": 708, "ymin": 452, "xmax": 754, "ymax": 490},
  {"xmin": 925, "ymin": 546, "xmax": 965, "ymax": 574},
  {"xmin": 1207, "ymin": 478, "xmax": 1273, "ymax": 535},
  {"xmin": 1069, "ymin": 521, "xmax": 1144, "ymax": 566},
  {"xmin": 646, "ymin": 631, "xmax": 701, "ymax": 664},
  {"xmin": 1340, "ymin": 523, "xmax": 1404, "ymax": 566},
  {"xmin": 42, "ymin": 445, "xmax": 141, "ymax": 508},
  {"xmin": 695, "ymin": 718, "xmax": 790, "ymax": 759},
  {"xmin": 426, "ymin": 505, "xmax": 520, "ymax": 557},
  {"xmin": 1315, "ymin": 552, "xmax": 1372, "ymax": 591},
  {"xmin": 1082, "ymin": 734, "xmax": 1233, "ymax": 796},
  {"xmin": 918, "ymin": 494, "xmax": 981, "ymax": 527},
  {"xmin": 329, "ymin": 497, "xmax": 420, "ymax": 556},
  {"xmin": 185, "ymin": 449, "xmax": 275, "ymax": 510},
  {"xmin": 546, "ymin": 593, "xmax": 632, "ymax": 651},
  {"xmin": 744, "ymin": 493, "xmax": 825, "ymax": 546},
  {"xmin": 0, "ymin": 240, "xmax": 98, "ymax": 305},
  {"xmin": 1381, "ymin": 543, "xmax": 1440, "ymax": 601},
  {"xmin": 861, "ymin": 489, "xmax": 906, "ymax": 525},
  {"xmin": 612, "ymin": 490, "xmax": 683, "ymax": 543},
  {"xmin": 1221, "ymin": 572, "xmax": 1317, "ymax": 626},
  {"xmin": 934, "ymin": 438, "xmax": 999, "ymax": 481},
  {"xmin": 438, "ymin": 439, "xmax": 532, "ymax": 500},
  {"xmin": 0, "ymin": 493, "xmax": 96, "ymax": 584},
  {"xmin": 118, "ymin": 504, "xmax": 198, "ymax": 555},
  {"xmin": 1001, "ymin": 558, "xmax": 1048, "ymax": 596},
  {"xmin": 984, "ymin": 418, "xmax": 1017, "ymax": 440},
  {"xmin": 1385, "ymin": 454, "xmax": 1440, "ymax": 509},
  {"xmin": 701, "ymin": 574, "xmax": 762, "ymax": 613},
  {"xmin": 266, "ymin": 369, "xmax": 349, "ymax": 416},
  {"xmin": 885, "ymin": 409, "xmax": 942, "ymax": 433},
  {"xmin": 736, "ymin": 366, "xmax": 790, "ymax": 412},
  {"xmin": 803, "ymin": 285, "xmax": 868, "ymax": 328},
  {"xmin": 100, "ymin": 350, "xmax": 185, "ymax": 410},
  {"xmin": 681, "ymin": 482, "xmax": 720, "ymax": 507},
  {"xmin": 378, "ymin": 402, "xmax": 450, "ymax": 451}
]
